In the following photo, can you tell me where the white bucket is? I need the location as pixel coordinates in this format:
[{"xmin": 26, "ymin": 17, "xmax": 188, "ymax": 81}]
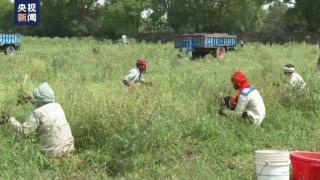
[{"xmin": 255, "ymin": 150, "xmax": 290, "ymax": 180}]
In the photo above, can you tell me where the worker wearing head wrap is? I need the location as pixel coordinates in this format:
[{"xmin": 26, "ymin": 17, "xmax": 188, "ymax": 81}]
[
  {"xmin": 9, "ymin": 82, "xmax": 74, "ymax": 157},
  {"xmin": 283, "ymin": 64, "xmax": 305, "ymax": 90},
  {"xmin": 121, "ymin": 35, "xmax": 128, "ymax": 46},
  {"xmin": 122, "ymin": 58, "xmax": 148, "ymax": 86},
  {"xmin": 220, "ymin": 71, "xmax": 266, "ymax": 127}
]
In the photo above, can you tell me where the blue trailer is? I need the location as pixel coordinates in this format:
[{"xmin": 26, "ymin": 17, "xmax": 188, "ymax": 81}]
[
  {"xmin": 175, "ymin": 33, "xmax": 237, "ymax": 59},
  {"xmin": 0, "ymin": 33, "xmax": 21, "ymax": 55}
]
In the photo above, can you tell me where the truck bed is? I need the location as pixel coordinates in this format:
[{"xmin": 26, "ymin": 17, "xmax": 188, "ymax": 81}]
[
  {"xmin": 0, "ymin": 34, "xmax": 21, "ymax": 46},
  {"xmin": 175, "ymin": 33, "xmax": 237, "ymax": 49}
]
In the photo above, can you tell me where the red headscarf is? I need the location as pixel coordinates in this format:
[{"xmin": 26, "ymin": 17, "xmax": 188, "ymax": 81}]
[
  {"xmin": 136, "ymin": 58, "xmax": 147, "ymax": 71},
  {"xmin": 229, "ymin": 71, "xmax": 251, "ymax": 109}
]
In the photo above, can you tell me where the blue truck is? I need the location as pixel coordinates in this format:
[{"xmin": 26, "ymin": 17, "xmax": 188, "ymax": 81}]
[
  {"xmin": 0, "ymin": 33, "xmax": 21, "ymax": 55},
  {"xmin": 175, "ymin": 33, "xmax": 237, "ymax": 59}
]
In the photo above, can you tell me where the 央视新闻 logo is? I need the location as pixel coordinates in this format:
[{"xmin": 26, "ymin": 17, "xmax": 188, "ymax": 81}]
[{"xmin": 15, "ymin": 0, "xmax": 40, "ymax": 26}]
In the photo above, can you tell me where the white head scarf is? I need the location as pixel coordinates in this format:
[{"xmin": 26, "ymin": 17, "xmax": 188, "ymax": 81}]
[
  {"xmin": 33, "ymin": 82, "xmax": 55, "ymax": 104},
  {"xmin": 283, "ymin": 64, "xmax": 295, "ymax": 73}
]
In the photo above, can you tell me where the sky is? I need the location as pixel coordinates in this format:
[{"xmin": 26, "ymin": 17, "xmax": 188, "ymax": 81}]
[
  {"xmin": 262, "ymin": 0, "xmax": 295, "ymax": 9},
  {"xmin": 98, "ymin": 0, "xmax": 105, "ymax": 4}
]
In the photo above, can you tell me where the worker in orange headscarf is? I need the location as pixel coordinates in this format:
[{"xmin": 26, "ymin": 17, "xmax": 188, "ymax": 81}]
[{"xmin": 219, "ymin": 71, "xmax": 266, "ymax": 127}]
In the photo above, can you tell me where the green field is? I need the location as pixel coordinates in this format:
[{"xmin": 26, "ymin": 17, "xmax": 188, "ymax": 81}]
[{"xmin": 0, "ymin": 37, "xmax": 319, "ymax": 179}]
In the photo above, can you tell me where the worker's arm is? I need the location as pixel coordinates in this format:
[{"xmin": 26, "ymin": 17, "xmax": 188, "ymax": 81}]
[
  {"xmin": 221, "ymin": 95, "xmax": 248, "ymax": 118},
  {"xmin": 140, "ymin": 74, "xmax": 154, "ymax": 87},
  {"xmin": 140, "ymin": 74, "xmax": 145, "ymax": 83},
  {"xmin": 122, "ymin": 79, "xmax": 130, "ymax": 86},
  {"xmin": 9, "ymin": 113, "xmax": 39, "ymax": 137}
]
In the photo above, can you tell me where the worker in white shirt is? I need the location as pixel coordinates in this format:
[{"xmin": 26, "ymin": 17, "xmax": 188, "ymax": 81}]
[
  {"xmin": 123, "ymin": 58, "xmax": 150, "ymax": 86},
  {"xmin": 283, "ymin": 64, "xmax": 305, "ymax": 90},
  {"xmin": 240, "ymin": 40, "xmax": 244, "ymax": 47},
  {"xmin": 121, "ymin": 35, "xmax": 128, "ymax": 46},
  {"xmin": 219, "ymin": 71, "xmax": 266, "ymax": 127},
  {"xmin": 9, "ymin": 82, "xmax": 74, "ymax": 157}
]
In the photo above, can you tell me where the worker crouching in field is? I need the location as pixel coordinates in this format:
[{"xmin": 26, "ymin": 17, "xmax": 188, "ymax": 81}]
[
  {"xmin": 219, "ymin": 71, "xmax": 266, "ymax": 127},
  {"xmin": 9, "ymin": 82, "xmax": 74, "ymax": 157},
  {"xmin": 122, "ymin": 58, "xmax": 151, "ymax": 87},
  {"xmin": 283, "ymin": 64, "xmax": 305, "ymax": 90}
]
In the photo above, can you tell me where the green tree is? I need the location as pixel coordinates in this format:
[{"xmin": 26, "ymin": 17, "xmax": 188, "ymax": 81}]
[
  {"xmin": 164, "ymin": 0, "xmax": 234, "ymax": 32},
  {"xmin": 36, "ymin": 0, "xmax": 71, "ymax": 36},
  {"xmin": 222, "ymin": 0, "xmax": 266, "ymax": 33},
  {"xmin": 22, "ymin": 0, "xmax": 102, "ymax": 37},
  {"xmin": 101, "ymin": 0, "xmax": 151, "ymax": 38},
  {"xmin": 263, "ymin": 0, "xmax": 288, "ymax": 32},
  {"xmin": 0, "ymin": 0, "xmax": 15, "ymax": 32},
  {"xmin": 148, "ymin": 0, "xmax": 170, "ymax": 31},
  {"xmin": 284, "ymin": 0, "xmax": 320, "ymax": 31},
  {"xmin": 150, "ymin": 0, "xmax": 268, "ymax": 33},
  {"xmin": 67, "ymin": 0, "xmax": 100, "ymax": 36}
]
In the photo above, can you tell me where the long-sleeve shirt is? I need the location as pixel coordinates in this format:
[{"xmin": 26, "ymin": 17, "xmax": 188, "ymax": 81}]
[
  {"xmin": 123, "ymin": 67, "xmax": 145, "ymax": 86},
  {"xmin": 121, "ymin": 35, "xmax": 128, "ymax": 45},
  {"xmin": 10, "ymin": 102, "xmax": 74, "ymax": 156},
  {"xmin": 288, "ymin": 72, "xmax": 305, "ymax": 90},
  {"xmin": 222, "ymin": 87, "xmax": 266, "ymax": 127}
]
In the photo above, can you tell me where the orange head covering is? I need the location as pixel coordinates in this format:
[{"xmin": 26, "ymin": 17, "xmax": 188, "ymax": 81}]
[
  {"xmin": 229, "ymin": 71, "xmax": 251, "ymax": 109},
  {"xmin": 136, "ymin": 58, "xmax": 147, "ymax": 72},
  {"xmin": 231, "ymin": 71, "xmax": 250, "ymax": 90}
]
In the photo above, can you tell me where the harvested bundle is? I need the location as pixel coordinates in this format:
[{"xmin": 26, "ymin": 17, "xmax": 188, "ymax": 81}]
[{"xmin": 0, "ymin": 75, "xmax": 32, "ymax": 124}]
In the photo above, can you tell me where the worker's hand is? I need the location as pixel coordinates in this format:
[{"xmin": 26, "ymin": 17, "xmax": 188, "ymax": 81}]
[
  {"xmin": 9, "ymin": 117, "xmax": 20, "ymax": 126},
  {"xmin": 9, "ymin": 117, "xmax": 18, "ymax": 126},
  {"xmin": 142, "ymin": 81, "xmax": 153, "ymax": 87},
  {"xmin": 9, "ymin": 117, "xmax": 15, "ymax": 124},
  {"xmin": 16, "ymin": 90, "xmax": 33, "ymax": 106},
  {"xmin": 219, "ymin": 97, "xmax": 225, "ymax": 107},
  {"xmin": 218, "ymin": 107, "xmax": 225, "ymax": 115},
  {"xmin": 0, "ymin": 115, "xmax": 9, "ymax": 125},
  {"xmin": 272, "ymin": 83, "xmax": 280, "ymax": 87},
  {"xmin": 122, "ymin": 80, "xmax": 130, "ymax": 86}
]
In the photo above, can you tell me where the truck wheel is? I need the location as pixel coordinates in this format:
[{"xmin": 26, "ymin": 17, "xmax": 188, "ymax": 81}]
[
  {"xmin": 5, "ymin": 46, "xmax": 15, "ymax": 55},
  {"xmin": 216, "ymin": 47, "xmax": 225, "ymax": 59},
  {"xmin": 200, "ymin": 51, "xmax": 208, "ymax": 58},
  {"xmin": 192, "ymin": 51, "xmax": 200, "ymax": 59},
  {"xmin": 192, "ymin": 51, "xmax": 208, "ymax": 59}
]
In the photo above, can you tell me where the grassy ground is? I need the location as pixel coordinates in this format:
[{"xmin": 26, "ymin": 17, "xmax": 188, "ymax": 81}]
[{"xmin": 0, "ymin": 37, "xmax": 319, "ymax": 179}]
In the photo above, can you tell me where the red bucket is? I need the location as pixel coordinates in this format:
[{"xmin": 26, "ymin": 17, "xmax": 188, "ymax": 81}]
[{"xmin": 290, "ymin": 151, "xmax": 320, "ymax": 180}]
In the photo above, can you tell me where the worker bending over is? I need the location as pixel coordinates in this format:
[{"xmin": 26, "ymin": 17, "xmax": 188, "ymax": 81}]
[
  {"xmin": 9, "ymin": 82, "xmax": 74, "ymax": 157},
  {"xmin": 123, "ymin": 58, "xmax": 151, "ymax": 86},
  {"xmin": 219, "ymin": 71, "xmax": 266, "ymax": 127},
  {"xmin": 283, "ymin": 64, "xmax": 305, "ymax": 90}
]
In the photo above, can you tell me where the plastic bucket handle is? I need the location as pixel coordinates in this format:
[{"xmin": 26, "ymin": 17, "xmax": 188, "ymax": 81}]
[{"xmin": 262, "ymin": 160, "xmax": 291, "ymax": 166}]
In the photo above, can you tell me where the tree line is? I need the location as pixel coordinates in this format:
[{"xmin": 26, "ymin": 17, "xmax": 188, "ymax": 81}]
[{"xmin": 0, "ymin": 0, "xmax": 319, "ymax": 39}]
